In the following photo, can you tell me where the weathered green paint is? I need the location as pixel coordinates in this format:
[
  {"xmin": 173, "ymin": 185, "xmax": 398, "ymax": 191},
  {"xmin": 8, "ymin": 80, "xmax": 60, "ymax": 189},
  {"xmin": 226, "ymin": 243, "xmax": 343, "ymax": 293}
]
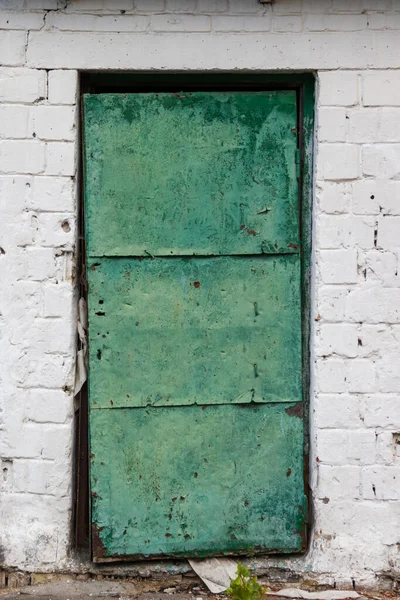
[
  {"xmin": 87, "ymin": 255, "xmax": 301, "ymax": 409},
  {"xmin": 84, "ymin": 92, "xmax": 298, "ymax": 257},
  {"xmin": 83, "ymin": 87, "xmax": 309, "ymax": 561},
  {"xmin": 90, "ymin": 403, "xmax": 306, "ymax": 559}
]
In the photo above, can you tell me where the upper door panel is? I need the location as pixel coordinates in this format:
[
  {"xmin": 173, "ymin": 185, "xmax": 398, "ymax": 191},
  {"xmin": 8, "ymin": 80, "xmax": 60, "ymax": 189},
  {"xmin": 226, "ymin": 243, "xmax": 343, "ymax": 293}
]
[{"xmin": 84, "ymin": 92, "xmax": 299, "ymax": 257}]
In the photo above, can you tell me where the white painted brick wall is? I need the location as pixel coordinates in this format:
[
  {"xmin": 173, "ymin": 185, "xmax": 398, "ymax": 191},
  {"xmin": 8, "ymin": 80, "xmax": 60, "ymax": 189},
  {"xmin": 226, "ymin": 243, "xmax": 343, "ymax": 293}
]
[{"xmin": 0, "ymin": 0, "xmax": 399, "ymax": 589}]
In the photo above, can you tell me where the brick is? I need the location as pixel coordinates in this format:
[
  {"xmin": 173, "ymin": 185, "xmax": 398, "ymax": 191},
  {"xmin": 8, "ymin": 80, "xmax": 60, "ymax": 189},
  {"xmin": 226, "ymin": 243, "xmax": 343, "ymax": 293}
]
[
  {"xmin": 48, "ymin": 70, "xmax": 78, "ymax": 105},
  {"xmin": 0, "ymin": 493, "xmax": 70, "ymax": 564},
  {"xmin": 272, "ymin": 16, "xmax": 302, "ymax": 32},
  {"xmin": 3, "ymin": 281, "xmax": 43, "ymax": 321},
  {"xmin": 348, "ymin": 108, "xmax": 379, "ymax": 143},
  {"xmin": 197, "ymin": 0, "xmax": 227, "ymax": 12},
  {"xmin": 380, "ymin": 182, "xmax": 400, "ymax": 215},
  {"xmin": 378, "ymin": 108, "xmax": 400, "ymax": 142},
  {"xmin": 7, "ymin": 573, "xmax": 31, "ymax": 588},
  {"xmin": 0, "ymin": 140, "xmax": 45, "ymax": 174},
  {"xmin": 15, "ymin": 352, "xmax": 74, "ymax": 389},
  {"xmin": 271, "ymin": 0, "xmax": 301, "ymax": 14},
  {"xmin": 318, "ymin": 71, "xmax": 359, "ymax": 107},
  {"xmin": 360, "ymin": 395, "xmax": 400, "ymax": 428},
  {"xmin": 229, "ymin": 0, "xmax": 265, "ymax": 13},
  {"xmin": 315, "ymin": 500, "xmax": 400, "ymax": 546},
  {"xmin": 0, "ymin": 105, "xmax": 30, "ymax": 139},
  {"xmin": 166, "ymin": 0, "xmax": 196, "ymax": 11},
  {"xmin": 318, "ymin": 324, "xmax": 358, "ymax": 358},
  {"xmin": 364, "ymin": 251, "xmax": 398, "ymax": 286},
  {"xmin": 302, "ymin": 0, "xmax": 332, "ymax": 10},
  {"xmin": 46, "ymin": 142, "xmax": 75, "ymax": 176},
  {"xmin": 34, "ymin": 212, "xmax": 75, "ymax": 247},
  {"xmin": 317, "ymin": 108, "xmax": 348, "ymax": 142},
  {"xmin": 0, "ymin": 0, "xmax": 25, "ymax": 6},
  {"xmin": 318, "ymin": 215, "xmax": 352, "ymax": 248},
  {"xmin": 30, "ymin": 105, "xmax": 76, "ymax": 141},
  {"xmin": 134, "ymin": 0, "xmax": 164, "ymax": 10},
  {"xmin": 317, "ymin": 359, "xmax": 347, "ymax": 393},
  {"xmin": 318, "ymin": 144, "xmax": 360, "ymax": 181},
  {"xmin": 64, "ymin": 0, "xmax": 131, "ymax": 9},
  {"xmin": 151, "ymin": 14, "xmax": 210, "ymax": 31},
  {"xmin": 0, "ymin": 31, "xmax": 26, "ymax": 66},
  {"xmin": 319, "ymin": 249, "xmax": 358, "ymax": 284},
  {"xmin": 29, "ymin": 317, "xmax": 74, "ymax": 354},
  {"xmin": 26, "ymin": 247, "xmax": 56, "ymax": 281},
  {"xmin": 13, "ymin": 459, "xmax": 69, "ymax": 496},
  {"xmin": 315, "ymin": 394, "xmax": 361, "ymax": 428},
  {"xmin": 46, "ymin": 12, "xmax": 150, "ymax": 32},
  {"xmin": 305, "ymin": 14, "xmax": 367, "ymax": 31},
  {"xmin": 2, "ymin": 210, "xmax": 35, "ymax": 247},
  {"xmin": 27, "ymin": 0, "xmax": 59, "ymax": 7},
  {"xmin": 212, "ymin": 16, "xmax": 271, "ymax": 31},
  {"xmin": 0, "ymin": 175, "xmax": 32, "ymax": 217},
  {"xmin": 357, "ymin": 323, "xmax": 395, "ymax": 358},
  {"xmin": 318, "ymin": 465, "xmax": 360, "ymax": 499},
  {"xmin": 361, "ymin": 467, "xmax": 400, "ymax": 500},
  {"xmin": 332, "ymin": 0, "xmax": 391, "ymax": 11},
  {"xmin": 392, "ymin": 325, "xmax": 400, "ymax": 344},
  {"xmin": 363, "ymin": 71, "xmax": 400, "ymax": 106},
  {"xmin": 372, "ymin": 14, "xmax": 400, "ymax": 30},
  {"xmin": 376, "ymin": 431, "xmax": 395, "ymax": 465},
  {"xmin": 349, "ymin": 107, "xmax": 400, "ymax": 143},
  {"xmin": 40, "ymin": 424, "xmax": 72, "ymax": 460},
  {"xmin": 352, "ymin": 216, "xmax": 375, "ymax": 249},
  {"xmin": 352, "ymin": 180, "xmax": 395, "ymax": 215},
  {"xmin": 317, "ymin": 286, "xmax": 348, "ymax": 322},
  {"xmin": 3, "ymin": 423, "xmax": 44, "ymax": 459},
  {"xmin": 362, "ymin": 144, "xmax": 400, "ymax": 179},
  {"xmin": 43, "ymin": 283, "xmax": 74, "ymax": 317},
  {"xmin": 346, "ymin": 287, "xmax": 400, "ymax": 323},
  {"xmin": 24, "ymin": 389, "xmax": 72, "ymax": 424},
  {"xmin": 0, "ymin": 68, "xmax": 46, "ymax": 103},
  {"xmin": 318, "ymin": 182, "xmax": 350, "ymax": 214},
  {"xmin": 103, "ymin": 0, "xmax": 134, "ymax": 8},
  {"xmin": 366, "ymin": 13, "xmax": 386, "ymax": 29},
  {"xmin": 347, "ymin": 359, "xmax": 376, "ymax": 393},
  {"xmin": 0, "ymin": 12, "xmax": 44, "ymax": 30},
  {"xmin": 30, "ymin": 176, "xmax": 75, "ymax": 212},
  {"xmin": 317, "ymin": 429, "xmax": 376, "ymax": 465},
  {"xmin": 378, "ymin": 352, "xmax": 400, "ymax": 392},
  {"xmin": 377, "ymin": 216, "xmax": 400, "ymax": 250}
]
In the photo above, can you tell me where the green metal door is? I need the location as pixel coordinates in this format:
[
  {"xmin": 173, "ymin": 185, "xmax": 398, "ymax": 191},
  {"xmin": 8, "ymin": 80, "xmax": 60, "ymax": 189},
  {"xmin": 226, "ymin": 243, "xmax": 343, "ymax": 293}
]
[{"xmin": 84, "ymin": 91, "xmax": 306, "ymax": 561}]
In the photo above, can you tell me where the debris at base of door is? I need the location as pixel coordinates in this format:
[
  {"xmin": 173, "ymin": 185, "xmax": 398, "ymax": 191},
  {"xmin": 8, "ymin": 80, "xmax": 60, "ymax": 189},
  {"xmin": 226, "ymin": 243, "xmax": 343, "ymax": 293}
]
[
  {"xmin": 188, "ymin": 557, "xmax": 361, "ymax": 600},
  {"xmin": 189, "ymin": 558, "xmax": 238, "ymax": 594}
]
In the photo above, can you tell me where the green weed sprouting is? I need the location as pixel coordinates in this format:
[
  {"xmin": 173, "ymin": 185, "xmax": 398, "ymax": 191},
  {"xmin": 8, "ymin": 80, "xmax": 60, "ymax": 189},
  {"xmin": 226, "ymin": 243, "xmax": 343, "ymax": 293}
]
[{"xmin": 226, "ymin": 563, "xmax": 266, "ymax": 600}]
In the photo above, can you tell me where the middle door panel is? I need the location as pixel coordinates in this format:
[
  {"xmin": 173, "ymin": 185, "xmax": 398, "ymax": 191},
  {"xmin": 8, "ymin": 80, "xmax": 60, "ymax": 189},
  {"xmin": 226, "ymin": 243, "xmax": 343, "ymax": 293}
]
[{"xmin": 88, "ymin": 254, "xmax": 301, "ymax": 409}]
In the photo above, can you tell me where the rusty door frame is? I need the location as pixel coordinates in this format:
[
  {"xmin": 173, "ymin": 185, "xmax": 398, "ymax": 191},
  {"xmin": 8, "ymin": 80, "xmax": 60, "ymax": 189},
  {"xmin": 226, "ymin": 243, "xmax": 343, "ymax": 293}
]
[{"xmin": 73, "ymin": 72, "xmax": 315, "ymax": 556}]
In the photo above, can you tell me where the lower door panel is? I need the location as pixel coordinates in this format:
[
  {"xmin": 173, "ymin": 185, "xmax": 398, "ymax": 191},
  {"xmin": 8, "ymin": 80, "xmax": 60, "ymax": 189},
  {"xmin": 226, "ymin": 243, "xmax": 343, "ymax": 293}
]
[{"xmin": 90, "ymin": 403, "xmax": 306, "ymax": 561}]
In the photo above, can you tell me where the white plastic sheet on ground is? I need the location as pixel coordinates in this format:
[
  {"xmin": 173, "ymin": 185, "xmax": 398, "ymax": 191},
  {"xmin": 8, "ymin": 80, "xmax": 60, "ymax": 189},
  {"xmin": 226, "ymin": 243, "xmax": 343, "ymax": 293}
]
[
  {"xmin": 188, "ymin": 558, "xmax": 238, "ymax": 594},
  {"xmin": 267, "ymin": 590, "xmax": 361, "ymax": 599}
]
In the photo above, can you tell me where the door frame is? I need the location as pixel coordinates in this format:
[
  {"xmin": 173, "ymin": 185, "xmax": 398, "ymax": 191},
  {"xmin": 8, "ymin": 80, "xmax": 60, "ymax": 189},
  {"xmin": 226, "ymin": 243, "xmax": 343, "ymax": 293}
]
[{"xmin": 73, "ymin": 72, "xmax": 315, "ymax": 557}]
